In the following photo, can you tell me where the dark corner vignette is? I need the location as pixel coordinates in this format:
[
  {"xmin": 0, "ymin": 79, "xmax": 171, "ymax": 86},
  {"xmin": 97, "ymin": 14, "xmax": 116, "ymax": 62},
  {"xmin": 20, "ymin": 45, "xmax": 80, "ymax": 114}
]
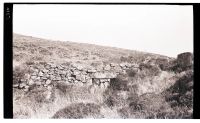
[
  {"xmin": 4, "ymin": 3, "xmax": 13, "ymax": 119},
  {"xmin": 193, "ymin": 3, "xmax": 200, "ymax": 119}
]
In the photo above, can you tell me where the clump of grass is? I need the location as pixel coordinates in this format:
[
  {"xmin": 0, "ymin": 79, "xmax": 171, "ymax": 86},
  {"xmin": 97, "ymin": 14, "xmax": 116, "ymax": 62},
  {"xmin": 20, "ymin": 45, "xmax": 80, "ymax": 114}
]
[
  {"xmin": 13, "ymin": 65, "xmax": 30, "ymax": 85},
  {"xmin": 155, "ymin": 58, "xmax": 170, "ymax": 71},
  {"xmin": 163, "ymin": 70, "xmax": 193, "ymax": 118},
  {"xmin": 26, "ymin": 86, "xmax": 55, "ymax": 104},
  {"xmin": 126, "ymin": 68, "xmax": 137, "ymax": 77},
  {"xmin": 139, "ymin": 63, "xmax": 161, "ymax": 77},
  {"xmin": 118, "ymin": 93, "xmax": 173, "ymax": 119},
  {"xmin": 13, "ymin": 104, "xmax": 32, "ymax": 119},
  {"xmin": 55, "ymin": 82, "xmax": 73, "ymax": 93},
  {"xmin": 52, "ymin": 103, "xmax": 103, "ymax": 119},
  {"xmin": 56, "ymin": 82, "xmax": 104, "ymax": 103},
  {"xmin": 103, "ymin": 89, "xmax": 128, "ymax": 108},
  {"xmin": 103, "ymin": 73, "xmax": 139, "ymax": 109}
]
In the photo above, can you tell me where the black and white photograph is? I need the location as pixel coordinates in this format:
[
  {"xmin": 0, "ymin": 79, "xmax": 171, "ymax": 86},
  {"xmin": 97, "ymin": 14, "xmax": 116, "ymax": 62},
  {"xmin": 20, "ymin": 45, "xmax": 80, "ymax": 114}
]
[{"xmin": 6, "ymin": 3, "xmax": 196, "ymax": 119}]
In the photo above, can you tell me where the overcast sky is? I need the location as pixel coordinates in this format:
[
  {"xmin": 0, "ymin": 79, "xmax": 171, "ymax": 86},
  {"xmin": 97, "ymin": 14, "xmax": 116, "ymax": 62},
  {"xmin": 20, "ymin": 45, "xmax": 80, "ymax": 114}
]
[{"xmin": 13, "ymin": 4, "xmax": 193, "ymax": 57}]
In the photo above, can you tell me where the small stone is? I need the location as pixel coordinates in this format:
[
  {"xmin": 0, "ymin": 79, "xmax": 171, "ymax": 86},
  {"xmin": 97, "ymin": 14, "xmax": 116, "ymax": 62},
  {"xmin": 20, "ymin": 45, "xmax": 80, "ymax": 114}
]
[
  {"xmin": 74, "ymin": 80, "xmax": 79, "ymax": 83},
  {"xmin": 46, "ymin": 79, "xmax": 51, "ymax": 85},
  {"xmin": 42, "ymin": 69, "xmax": 49, "ymax": 73},
  {"xmin": 59, "ymin": 71, "xmax": 67, "ymax": 75},
  {"xmin": 24, "ymin": 85, "xmax": 29, "ymax": 89},
  {"xmin": 132, "ymin": 64, "xmax": 139, "ymax": 68},
  {"xmin": 47, "ymin": 86, "xmax": 52, "ymax": 90},
  {"xmin": 19, "ymin": 83, "xmax": 26, "ymax": 89},
  {"xmin": 104, "ymin": 82, "xmax": 109, "ymax": 88},
  {"xmin": 87, "ymin": 69, "xmax": 97, "ymax": 73},
  {"xmin": 125, "ymin": 63, "xmax": 132, "ymax": 68},
  {"xmin": 122, "ymin": 70, "xmax": 126, "ymax": 74},
  {"xmin": 76, "ymin": 75, "xmax": 81, "ymax": 81},
  {"xmin": 31, "ymin": 75, "xmax": 37, "ymax": 80},
  {"xmin": 73, "ymin": 70, "xmax": 80, "ymax": 75},
  {"xmin": 20, "ymin": 79, "xmax": 26, "ymax": 82},
  {"xmin": 24, "ymin": 88, "xmax": 29, "ymax": 92},
  {"xmin": 110, "ymin": 63, "xmax": 116, "ymax": 67},
  {"xmin": 34, "ymin": 69, "xmax": 39, "ymax": 73},
  {"xmin": 36, "ymin": 77, "xmax": 40, "ymax": 80},
  {"xmin": 32, "ymin": 72, "xmax": 37, "ymax": 76},
  {"xmin": 58, "ymin": 65, "xmax": 64, "ymax": 70},
  {"xmin": 76, "ymin": 65, "xmax": 83, "ymax": 71},
  {"xmin": 54, "ymin": 76, "xmax": 61, "ymax": 81},
  {"xmin": 114, "ymin": 66, "xmax": 122, "ymax": 73},
  {"xmin": 100, "ymin": 79, "xmax": 106, "ymax": 83},
  {"xmin": 35, "ymin": 81, "xmax": 42, "ymax": 86},
  {"xmin": 45, "ymin": 74, "xmax": 50, "ymax": 78},
  {"xmin": 78, "ymin": 82, "xmax": 84, "ymax": 86},
  {"xmin": 82, "ymin": 71, "xmax": 87, "ymax": 75},
  {"xmin": 51, "ymin": 64, "xmax": 56, "ymax": 68},
  {"xmin": 38, "ymin": 71, "xmax": 44, "ymax": 76},
  {"xmin": 27, "ymin": 79, "xmax": 34, "ymax": 86},
  {"xmin": 48, "ymin": 71, "xmax": 54, "ymax": 75},
  {"xmin": 100, "ymin": 83, "xmax": 105, "ymax": 88},
  {"xmin": 86, "ymin": 79, "xmax": 93, "ymax": 85},
  {"xmin": 41, "ymin": 77, "xmax": 48, "ymax": 80},
  {"xmin": 45, "ymin": 65, "xmax": 51, "ymax": 69},
  {"xmin": 24, "ymin": 74, "xmax": 30, "ymax": 80},
  {"xmin": 120, "ymin": 63, "xmax": 126, "ymax": 67},
  {"xmin": 93, "ymin": 79, "xmax": 100, "ymax": 85},
  {"xmin": 13, "ymin": 84, "xmax": 19, "ymax": 88},
  {"xmin": 68, "ymin": 76, "xmax": 73, "ymax": 80},
  {"xmin": 50, "ymin": 75, "xmax": 55, "ymax": 79},
  {"xmin": 104, "ymin": 65, "xmax": 111, "ymax": 71}
]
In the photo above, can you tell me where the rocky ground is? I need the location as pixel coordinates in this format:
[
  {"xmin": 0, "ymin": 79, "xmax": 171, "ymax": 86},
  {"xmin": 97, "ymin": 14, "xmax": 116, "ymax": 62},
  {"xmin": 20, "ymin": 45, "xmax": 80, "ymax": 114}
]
[{"xmin": 13, "ymin": 33, "xmax": 193, "ymax": 119}]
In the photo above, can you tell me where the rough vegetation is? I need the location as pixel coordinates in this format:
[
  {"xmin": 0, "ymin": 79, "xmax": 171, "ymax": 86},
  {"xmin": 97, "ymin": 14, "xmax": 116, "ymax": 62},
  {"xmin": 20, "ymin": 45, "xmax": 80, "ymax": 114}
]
[{"xmin": 13, "ymin": 33, "xmax": 193, "ymax": 119}]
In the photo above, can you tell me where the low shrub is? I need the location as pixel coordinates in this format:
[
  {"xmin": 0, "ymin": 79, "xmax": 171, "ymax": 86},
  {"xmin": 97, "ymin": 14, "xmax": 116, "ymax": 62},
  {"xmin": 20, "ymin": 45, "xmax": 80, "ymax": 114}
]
[
  {"xmin": 139, "ymin": 63, "xmax": 161, "ymax": 77},
  {"xmin": 126, "ymin": 68, "xmax": 137, "ymax": 77},
  {"xmin": 118, "ymin": 93, "xmax": 173, "ymax": 119},
  {"xmin": 25, "ymin": 60, "xmax": 35, "ymax": 65},
  {"xmin": 164, "ymin": 70, "xmax": 193, "ymax": 118},
  {"xmin": 120, "ymin": 56, "xmax": 128, "ymax": 63},
  {"xmin": 39, "ymin": 48, "xmax": 52, "ymax": 56},
  {"xmin": 155, "ymin": 58, "xmax": 170, "ymax": 71},
  {"xmin": 13, "ymin": 65, "xmax": 29, "ymax": 85},
  {"xmin": 26, "ymin": 86, "xmax": 54, "ymax": 103},
  {"xmin": 52, "ymin": 103, "xmax": 102, "ymax": 119},
  {"xmin": 170, "ymin": 59, "xmax": 193, "ymax": 73},
  {"xmin": 56, "ymin": 82, "xmax": 73, "ymax": 93},
  {"xmin": 103, "ymin": 90, "xmax": 128, "ymax": 108}
]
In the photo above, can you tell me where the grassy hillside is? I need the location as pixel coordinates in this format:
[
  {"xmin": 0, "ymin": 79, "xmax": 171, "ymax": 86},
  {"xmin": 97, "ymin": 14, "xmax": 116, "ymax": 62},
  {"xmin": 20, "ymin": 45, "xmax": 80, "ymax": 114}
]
[
  {"xmin": 13, "ymin": 33, "xmax": 173, "ymax": 67},
  {"xmin": 13, "ymin": 33, "xmax": 193, "ymax": 119}
]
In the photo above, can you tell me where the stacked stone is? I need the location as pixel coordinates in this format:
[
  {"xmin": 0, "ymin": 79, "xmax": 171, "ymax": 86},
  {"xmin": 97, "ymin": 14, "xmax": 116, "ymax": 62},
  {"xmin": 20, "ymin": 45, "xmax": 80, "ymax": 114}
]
[{"xmin": 13, "ymin": 62, "xmax": 140, "ymax": 91}]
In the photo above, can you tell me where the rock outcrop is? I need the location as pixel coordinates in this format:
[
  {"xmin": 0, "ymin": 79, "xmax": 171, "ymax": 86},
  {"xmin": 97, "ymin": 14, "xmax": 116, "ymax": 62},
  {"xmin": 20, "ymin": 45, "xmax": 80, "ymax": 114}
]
[{"xmin": 177, "ymin": 52, "xmax": 193, "ymax": 68}]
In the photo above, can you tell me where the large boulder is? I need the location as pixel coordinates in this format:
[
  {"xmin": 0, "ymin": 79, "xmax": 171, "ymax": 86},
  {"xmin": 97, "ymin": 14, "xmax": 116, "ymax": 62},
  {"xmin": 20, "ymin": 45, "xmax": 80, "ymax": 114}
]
[
  {"xmin": 92, "ymin": 72, "xmax": 117, "ymax": 79},
  {"xmin": 177, "ymin": 52, "xmax": 193, "ymax": 68}
]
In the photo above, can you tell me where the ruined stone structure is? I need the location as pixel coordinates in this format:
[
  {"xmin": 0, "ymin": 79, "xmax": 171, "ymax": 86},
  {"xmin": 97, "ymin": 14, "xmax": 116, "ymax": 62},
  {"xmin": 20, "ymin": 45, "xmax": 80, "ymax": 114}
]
[{"xmin": 14, "ymin": 62, "xmax": 140, "ymax": 91}]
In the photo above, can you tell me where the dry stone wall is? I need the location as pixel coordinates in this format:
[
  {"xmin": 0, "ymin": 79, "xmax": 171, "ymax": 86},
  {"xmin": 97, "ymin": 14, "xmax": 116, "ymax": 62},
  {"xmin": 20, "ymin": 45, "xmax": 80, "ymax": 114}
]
[{"xmin": 14, "ymin": 62, "xmax": 140, "ymax": 91}]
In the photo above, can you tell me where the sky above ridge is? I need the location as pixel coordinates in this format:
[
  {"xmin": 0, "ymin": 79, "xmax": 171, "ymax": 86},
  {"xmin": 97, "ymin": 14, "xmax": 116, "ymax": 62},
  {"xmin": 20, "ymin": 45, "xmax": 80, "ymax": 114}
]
[{"xmin": 13, "ymin": 4, "xmax": 193, "ymax": 57}]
